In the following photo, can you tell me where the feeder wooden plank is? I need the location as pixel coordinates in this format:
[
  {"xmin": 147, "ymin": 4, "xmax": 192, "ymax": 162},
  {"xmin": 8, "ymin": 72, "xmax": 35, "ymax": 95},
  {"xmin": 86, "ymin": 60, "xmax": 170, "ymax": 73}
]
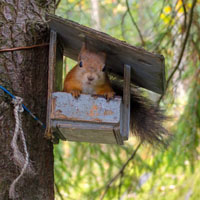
[
  {"xmin": 55, "ymin": 122, "xmax": 121, "ymax": 144},
  {"xmin": 47, "ymin": 14, "xmax": 165, "ymax": 94},
  {"xmin": 46, "ymin": 30, "xmax": 57, "ymax": 136},
  {"xmin": 113, "ymin": 126, "xmax": 124, "ymax": 144},
  {"xmin": 51, "ymin": 92, "xmax": 122, "ymax": 124},
  {"xmin": 121, "ymin": 64, "xmax": 131, "ymax": 140},
  {"xmin": 54, "ymin": 43, "xmax": 63, "ymax": 91}
]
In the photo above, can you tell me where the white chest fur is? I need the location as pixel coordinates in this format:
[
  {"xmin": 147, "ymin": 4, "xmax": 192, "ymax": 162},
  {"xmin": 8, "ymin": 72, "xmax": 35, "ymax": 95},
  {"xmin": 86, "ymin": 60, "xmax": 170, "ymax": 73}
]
[{"xmin": 82, "ymin": 83, "xmax": 96, "ymax": 94}]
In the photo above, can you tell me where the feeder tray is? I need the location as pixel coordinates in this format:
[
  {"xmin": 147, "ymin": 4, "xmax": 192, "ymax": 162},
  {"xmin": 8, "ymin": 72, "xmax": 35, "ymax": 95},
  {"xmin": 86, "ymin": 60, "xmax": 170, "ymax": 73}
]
[{"xmin": 51, "ymin": 93, "xmax": 123, "ymax": 144}]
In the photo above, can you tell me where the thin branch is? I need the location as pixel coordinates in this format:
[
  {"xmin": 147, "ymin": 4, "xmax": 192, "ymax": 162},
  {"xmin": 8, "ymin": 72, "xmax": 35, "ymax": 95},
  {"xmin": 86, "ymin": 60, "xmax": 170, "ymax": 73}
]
[
  {"xmin": 118, "ymin": 172, "xmax": 124, "ymax": 200},
  {"xmin": 55, "ymin": 183, "xmax": 64, "ymax": 200},
  {"xmin": 153, "ymin": 0, "xmax": 166, "ymax": 29},
  {"xmin": 100, "ymin": 142, "xmax": 142, "ymax": 200},
  {"xmin": 181, "ymin": 0, "xmax": 187, "ymax": 29},
  {"xmin": 125, "ymin": 0, "xmax": 145, "ymax": 46},
  {"xmin": 0, "ymin": 43, "xmax": 49, "ymax": 53},
  {"xmin": 158, "ymin": 0, "xmax": 197, "ymax": 103},
  {"xmin": 55, "ymin": 0, "xmax": 61, "ymax": 9},
  {"xmin": 153, "ymin": 9, "xmax": 178, "ymax": 51},
  {"xmin": 57, "ymin": 0, "xmax": 82, "ymax": 17},
  {"xmin": 120, "ymin": 10, "xmax": 128, "ymax": 40},
  {"xmin": 153, "ymin": 0, "xmax": 186, "ymax": 51}
]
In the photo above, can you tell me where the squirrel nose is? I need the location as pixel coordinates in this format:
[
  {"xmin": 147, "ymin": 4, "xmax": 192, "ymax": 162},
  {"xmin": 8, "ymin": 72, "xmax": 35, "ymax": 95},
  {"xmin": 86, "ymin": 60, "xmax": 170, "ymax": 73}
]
[{"xmin": 88, "ymin": 76, "xmax": 94, "ymax": 82}]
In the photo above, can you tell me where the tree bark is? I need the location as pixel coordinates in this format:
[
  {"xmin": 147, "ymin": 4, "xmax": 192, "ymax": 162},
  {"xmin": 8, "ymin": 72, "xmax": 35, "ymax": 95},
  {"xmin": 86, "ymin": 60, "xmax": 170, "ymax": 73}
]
[{"xmin": 0, "ymin": 1, "xmax": 54, "ymax": 199}]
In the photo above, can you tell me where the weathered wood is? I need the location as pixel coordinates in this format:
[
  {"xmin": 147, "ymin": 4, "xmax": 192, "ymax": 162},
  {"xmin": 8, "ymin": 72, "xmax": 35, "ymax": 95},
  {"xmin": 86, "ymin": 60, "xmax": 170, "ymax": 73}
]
[
  {"xmin": 54, "ymin": 121, "xmax": 121, "ymax": 144},
  {"xmin": 121, "ymin": 64, "xmax": 131, "ymax": 140},
  {"xmin": 113, "ymin": 126, "xmax": 124, "ymax": 145},
  {"xmin": 47, "ymin": 14, "xmax": 165, "ymax": 94},
  {"xmin": 45, "ymin": 30, "xmax": 57, "ymax": 139},
  {"xmin": 55, "ymin": 43, "xmax": 63, "ymax": 91},
  {"xmin": 52, "ymin": 125, "xmax": 66, "ymax": 141},
  {"xmin": 50, "ymin": 93, "xmax": 124, "ymax": 144},
  {"xmin": 51, "ymin": 92, "xmax": 122, "ymax": 124}
]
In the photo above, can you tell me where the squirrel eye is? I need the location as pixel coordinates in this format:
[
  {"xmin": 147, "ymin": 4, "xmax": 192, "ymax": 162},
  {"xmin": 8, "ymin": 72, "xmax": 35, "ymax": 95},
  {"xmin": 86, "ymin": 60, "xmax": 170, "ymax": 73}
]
[
  {"xmin": 102, "ymin": 65, "xmax": 106, "ymax": 72},
  {"xmin": 79, "ymin": 61, "xmax": 83, "ymax": 67}
]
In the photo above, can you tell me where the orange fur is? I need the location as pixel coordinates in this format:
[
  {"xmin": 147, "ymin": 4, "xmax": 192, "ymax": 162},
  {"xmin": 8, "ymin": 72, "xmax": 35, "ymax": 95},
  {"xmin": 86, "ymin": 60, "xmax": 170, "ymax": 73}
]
[{"xmin": 63, "ymin": 43, "xmax": 114, "ymax": 100}]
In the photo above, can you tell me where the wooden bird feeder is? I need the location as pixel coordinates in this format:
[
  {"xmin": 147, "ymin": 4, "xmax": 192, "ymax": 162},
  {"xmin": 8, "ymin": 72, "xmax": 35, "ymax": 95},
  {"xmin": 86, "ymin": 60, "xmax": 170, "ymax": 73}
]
[{"xmin": 45, "ymin": 14, "xmax": 165, "ymax": 145}]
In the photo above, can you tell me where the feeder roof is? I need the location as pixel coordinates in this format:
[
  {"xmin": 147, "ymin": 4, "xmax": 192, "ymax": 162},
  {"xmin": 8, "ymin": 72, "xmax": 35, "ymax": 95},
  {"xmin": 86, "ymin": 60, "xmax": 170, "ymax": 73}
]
[{"xmin": 47, "ymin": 14, "xmax": 165, "ymax": 94}]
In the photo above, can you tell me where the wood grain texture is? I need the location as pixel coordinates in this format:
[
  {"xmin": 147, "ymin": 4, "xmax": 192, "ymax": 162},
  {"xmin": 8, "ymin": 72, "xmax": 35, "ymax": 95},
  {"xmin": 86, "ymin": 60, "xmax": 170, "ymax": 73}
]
[
  {"xmin": 47, "ymin": 14, "xmax": 165, "ymax": 94},
  {"xmin": 121, "ymin": 64, "xmax": 131, "ymax": 140},
  {"xmin": 53, "ymin": 121, "xmax": 122, "ymax": 144},
  {"xmin": 50, "ymin": 93, "xmax": 125, "ymax": 144},
  {"xmin": 55, "ymin": 42, "xmax": 64, "ymax": 91},
  {"xmin": 51, "ymin": 92, "xmax": 122, "ymax": 124},
  {"xmin": 46, "ymin": 30, "xmax": 57, "ymax": 138}
]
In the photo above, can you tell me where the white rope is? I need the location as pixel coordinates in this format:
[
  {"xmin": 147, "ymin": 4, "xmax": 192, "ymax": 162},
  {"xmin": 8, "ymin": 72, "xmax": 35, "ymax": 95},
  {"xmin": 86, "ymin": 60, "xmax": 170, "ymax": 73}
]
[{"xmin": 9, "ymin": 96, "xmax": 33, "ymax": 199}]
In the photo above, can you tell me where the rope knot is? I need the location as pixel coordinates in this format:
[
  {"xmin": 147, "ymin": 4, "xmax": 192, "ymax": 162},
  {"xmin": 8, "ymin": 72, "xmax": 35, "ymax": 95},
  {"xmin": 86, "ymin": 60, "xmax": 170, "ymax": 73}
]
[{"xmin": 12, "ymin": 96, "xmax": 24, "ymax": 112}]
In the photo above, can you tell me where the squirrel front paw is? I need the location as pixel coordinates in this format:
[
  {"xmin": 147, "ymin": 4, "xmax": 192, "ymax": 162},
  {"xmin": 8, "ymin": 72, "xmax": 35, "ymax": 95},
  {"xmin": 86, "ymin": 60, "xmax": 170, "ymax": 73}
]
[
  {"xmin": 104, "ymin": 91, "xmax": 115, "ymax": 101},
  {"xmin": 69, "ymin": 89, "xmax": 81, "ymax": 99},
  {"xmin": 95, "ymin": 91, "xmax": 115, "ymax": 101}
]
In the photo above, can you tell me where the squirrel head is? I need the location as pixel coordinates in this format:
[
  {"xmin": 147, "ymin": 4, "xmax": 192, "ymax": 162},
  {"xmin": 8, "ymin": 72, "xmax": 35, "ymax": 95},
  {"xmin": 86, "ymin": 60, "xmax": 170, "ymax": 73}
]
[{"xmin": 77, "ymin": 43, "xmax": 107, "ymax": 86}]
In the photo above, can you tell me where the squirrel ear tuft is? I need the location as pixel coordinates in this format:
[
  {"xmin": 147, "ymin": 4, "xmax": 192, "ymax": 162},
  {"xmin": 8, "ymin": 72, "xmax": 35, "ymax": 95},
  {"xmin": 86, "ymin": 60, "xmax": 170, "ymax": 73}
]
[{"xmin": 78, "ymin": 42, "xmax": 87, "ymax": 60}]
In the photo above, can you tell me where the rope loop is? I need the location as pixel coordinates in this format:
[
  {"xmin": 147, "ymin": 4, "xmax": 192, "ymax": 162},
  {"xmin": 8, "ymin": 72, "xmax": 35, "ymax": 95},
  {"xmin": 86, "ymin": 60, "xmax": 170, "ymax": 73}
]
[{"xmin": 9, "ymin": 96, "xmax": 34, "ymax": 199}]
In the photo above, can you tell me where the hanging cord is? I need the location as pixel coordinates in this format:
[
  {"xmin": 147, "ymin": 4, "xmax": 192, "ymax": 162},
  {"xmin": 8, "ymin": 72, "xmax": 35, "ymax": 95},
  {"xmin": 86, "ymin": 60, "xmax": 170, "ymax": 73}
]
[
  {"xmin": 0, "ymin": 85, "xmax": 46, "ymax": 128},
  {"xmin": 0, "ymin": 43, "xmax": 48, "ymax": 198},
  {"xmin": 0, "ymin": 43, "xmax": 49, "ymax": 53},
  {"xmin": 9, "ymin": 97, "xmax": 34, "ymax": 199}
]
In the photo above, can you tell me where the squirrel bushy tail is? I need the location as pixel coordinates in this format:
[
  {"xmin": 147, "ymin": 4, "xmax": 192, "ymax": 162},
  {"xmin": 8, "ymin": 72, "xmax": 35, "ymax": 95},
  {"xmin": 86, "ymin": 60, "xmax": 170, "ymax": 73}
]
[
  {"xmin": 112, "ymin": 83, "xmax": 168, "ymax": 145},
  {"xmin": 130, "ymin": 90, "xmax": 168, "ymax": 145}
]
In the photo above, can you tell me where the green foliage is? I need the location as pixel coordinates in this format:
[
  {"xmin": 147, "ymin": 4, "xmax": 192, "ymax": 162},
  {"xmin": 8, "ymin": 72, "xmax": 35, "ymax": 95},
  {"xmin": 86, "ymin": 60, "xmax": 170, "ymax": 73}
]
[
  {"xmin": 54, "ymin": 0, "xmax": 200, "ymax": 199},
  {"xmin": 166, "ymin": 67, "xmax": 200, "ymax": 171}
]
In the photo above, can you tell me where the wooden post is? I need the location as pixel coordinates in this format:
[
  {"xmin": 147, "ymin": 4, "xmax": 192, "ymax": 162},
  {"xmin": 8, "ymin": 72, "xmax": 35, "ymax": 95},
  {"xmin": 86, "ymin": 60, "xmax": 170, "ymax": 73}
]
[
  {"xmin": 45, "ymin": 30, "xmax": 57, "ymax": 139},
  {"xmin": 54, "ymin": 43, "xmax": 63, "ymax": 92},
  {"xmin": 121, "ymin": 64, "xmax": 131, "ymax": 140}
]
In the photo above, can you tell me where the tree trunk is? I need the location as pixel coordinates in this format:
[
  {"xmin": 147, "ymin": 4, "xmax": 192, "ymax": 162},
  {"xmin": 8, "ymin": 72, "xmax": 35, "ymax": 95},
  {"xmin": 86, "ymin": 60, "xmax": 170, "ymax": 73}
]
[
  {"xmin": 90, "ymin": 0, "xmax": 101, "ymax": 30},
  {"xmin": 0, "ymin": 1, "xmax": 54, "ymax": 199}
]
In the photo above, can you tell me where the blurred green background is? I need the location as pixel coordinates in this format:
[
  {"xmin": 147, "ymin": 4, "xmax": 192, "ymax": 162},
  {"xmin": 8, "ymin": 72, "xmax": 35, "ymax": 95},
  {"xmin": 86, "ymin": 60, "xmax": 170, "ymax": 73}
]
[{"xmin": 54, "ymin": 0, "xmax": 200, "ymax": 199}]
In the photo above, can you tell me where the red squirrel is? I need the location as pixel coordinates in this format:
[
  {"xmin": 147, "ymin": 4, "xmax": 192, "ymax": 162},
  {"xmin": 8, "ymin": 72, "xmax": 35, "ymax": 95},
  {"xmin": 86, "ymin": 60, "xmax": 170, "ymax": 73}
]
[
  {"xmin": 63, "ymin": 43, "xmax": 115, "ymax": 100},
  {"xmin": 63, "ymin": 43, "xmax": 168, "ymax": 145}
]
